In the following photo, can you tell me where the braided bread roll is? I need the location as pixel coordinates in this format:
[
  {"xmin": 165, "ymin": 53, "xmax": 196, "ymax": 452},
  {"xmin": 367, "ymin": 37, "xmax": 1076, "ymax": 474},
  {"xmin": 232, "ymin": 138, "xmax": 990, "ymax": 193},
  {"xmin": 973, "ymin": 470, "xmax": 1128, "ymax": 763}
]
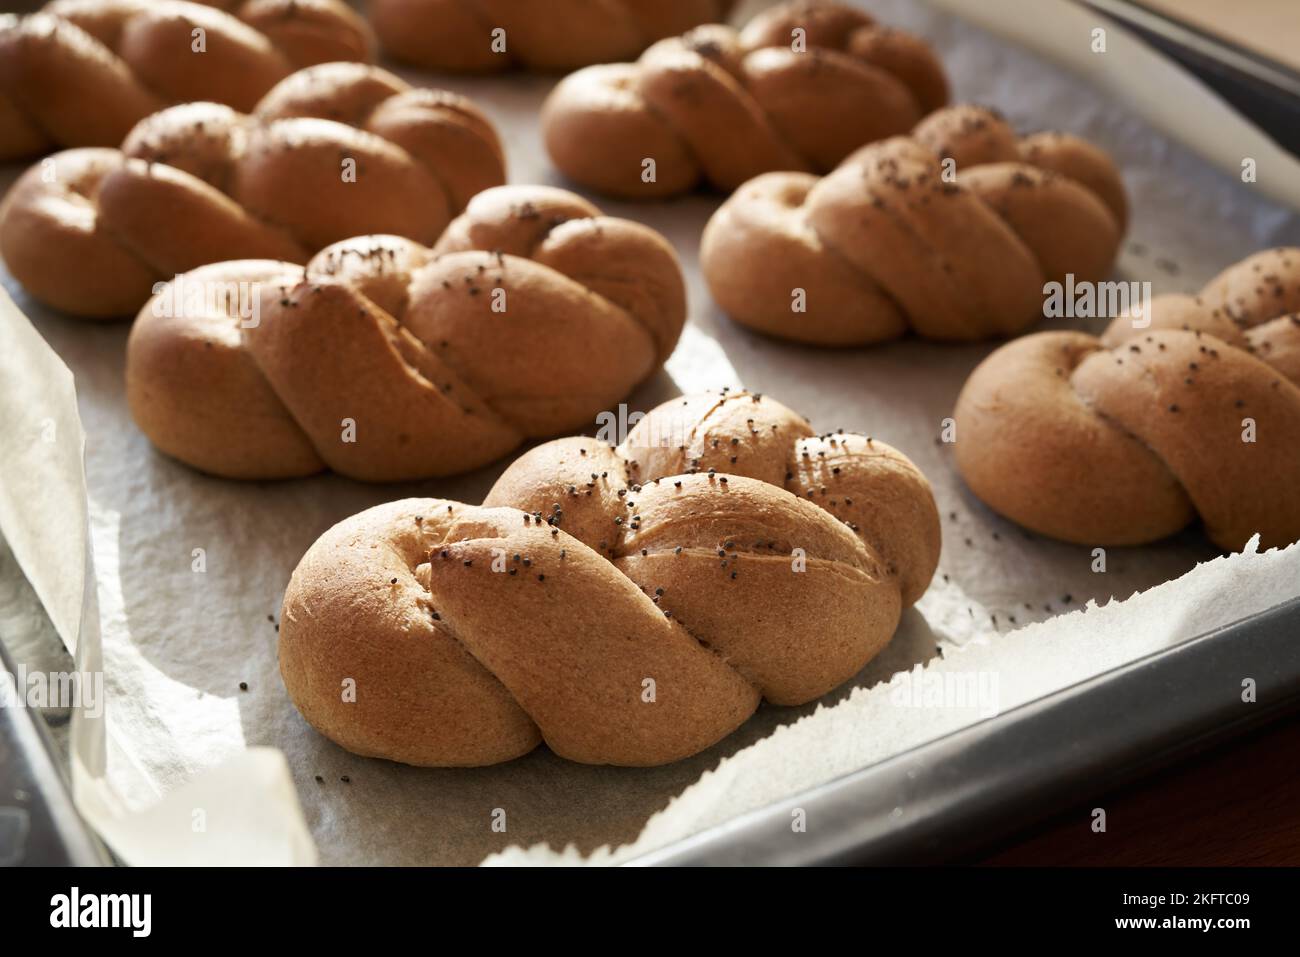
[
  {"xmin": 0, "ymin": 62, "xmax": 505, "ymax": 318},
  {"xmin": 954, "ymin": 248, "xmax": 1300, "ymax": 552},
  {"xmin": 279, "ymin": 391, "xmax": 940, "ymax": 766},
  {"xmin": 541, "ymin": 0, "xmax": 948, "ymax": 199},
  {"xmin": 702, "ymin": 104, "xmax": 1129, "ymax": 345},
  {"xmin": 0, "ymin": 0, "xmax": 373, "ymax": 160},
  {"xmin": 126, "ymin": 185, "xmax": 687, "ymax": 481},
  {"xmin": 371, "ymin": 0, "xmax": 737, "ymax": 74}
]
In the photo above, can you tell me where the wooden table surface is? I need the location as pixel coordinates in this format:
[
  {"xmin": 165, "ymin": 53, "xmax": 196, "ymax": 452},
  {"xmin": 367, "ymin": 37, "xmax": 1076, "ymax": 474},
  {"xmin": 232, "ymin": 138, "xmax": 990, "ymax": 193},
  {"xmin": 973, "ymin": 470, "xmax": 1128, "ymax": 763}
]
[{"xmin": 979, "ymin": 712, "xmax": 1300, "ymax": 866}]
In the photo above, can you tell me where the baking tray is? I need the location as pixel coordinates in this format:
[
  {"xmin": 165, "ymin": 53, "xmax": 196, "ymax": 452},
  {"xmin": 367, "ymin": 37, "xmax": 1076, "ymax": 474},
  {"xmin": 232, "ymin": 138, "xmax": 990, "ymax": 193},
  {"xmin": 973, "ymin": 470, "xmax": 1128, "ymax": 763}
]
[
  {"xmin": 0, "ymin": 635, "xmax": 107, "ymax": 866},
  {"xmin": 631, "ymin": 595, "xmax": 1300, "ymax": 865},
  {"xmin": 5, "ymin": 584, "xmax": 1297, "ymax": 866},
  {"xmin": 2, "ymin": 0, "xmax": 1300, "ymax": 867}
]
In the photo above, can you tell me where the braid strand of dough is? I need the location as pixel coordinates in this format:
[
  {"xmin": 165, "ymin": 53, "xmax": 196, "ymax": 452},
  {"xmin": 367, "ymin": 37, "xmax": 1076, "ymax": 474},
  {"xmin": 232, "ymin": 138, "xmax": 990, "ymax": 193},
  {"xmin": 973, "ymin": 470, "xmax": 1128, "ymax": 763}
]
[
  {"xmin": 125, "ymin": 185, "xmax": 688, "ymax": 481},
  {"xmin": 0, "ymin": 62, "xmax": 505, "ymax": 318},
  {"xmin": 702, "ymin": 104, "xmax": 1128, "ymax": 345},
  {"xmin": 540, "ymin": 0, "xmax": 948, "ymax": 198},
  {"xmin": 954, "ymin": 248, "xmax": 1300, "ymax": 551},
  {"xmin": 0, "ymin": 0, "xmax": 373, "ymax": 159},
  {"xmin": 279, "ymin": 391, "xmax": 940, "ymax": 766}
]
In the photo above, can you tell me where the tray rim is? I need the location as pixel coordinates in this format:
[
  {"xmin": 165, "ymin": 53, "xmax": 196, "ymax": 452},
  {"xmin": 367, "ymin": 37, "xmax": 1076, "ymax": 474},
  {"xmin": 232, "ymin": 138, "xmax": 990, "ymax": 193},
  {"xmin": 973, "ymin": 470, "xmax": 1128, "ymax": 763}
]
[{"xmin": 628, "ymin": 594, "xmax": 1300, "ymax": 866}]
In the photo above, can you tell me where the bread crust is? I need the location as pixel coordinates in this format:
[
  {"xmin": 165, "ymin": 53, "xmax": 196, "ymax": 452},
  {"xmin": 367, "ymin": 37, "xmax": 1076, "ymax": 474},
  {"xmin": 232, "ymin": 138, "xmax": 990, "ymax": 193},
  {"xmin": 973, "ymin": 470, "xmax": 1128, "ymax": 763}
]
[
  {"xmin": 371, "ymin": 0, "xmax": 737, "ymax": 73},
  {"xmin": 540, "ymin": 0, "xmax": 948, "ymax": 198},
  {"xmin": 0, "ymin": 0, "xmax": 373, "ymax": 160},
  {"xmin": 701, "ymin": 105, "xmax": 1127, "ymax": 345},
  {"xmin": 0, "ymin": 62, "xmax": 505, "ymax": 318},
  {"xmin": 280, "ymin": 392, "xmax": 940, "ymax": 765},
  {"xmin": 486, "ymin": 389, "xmax": 941, "ymax": 608},
  {"xmin": 125, "ymin": 186, "xmax": 688, "ymax": 481},
  {"xmin": 954, "ymin": 248, "xmax": 1300, "ymax": 551}
]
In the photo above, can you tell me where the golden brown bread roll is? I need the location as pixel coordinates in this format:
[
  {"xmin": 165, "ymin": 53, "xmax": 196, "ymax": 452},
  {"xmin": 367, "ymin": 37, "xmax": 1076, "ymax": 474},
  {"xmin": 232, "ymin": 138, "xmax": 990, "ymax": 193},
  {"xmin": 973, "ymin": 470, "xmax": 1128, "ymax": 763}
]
[
  {"xmin": 489, "ymin": 389, "xmax": 942, "ymax": 607},
  {"xmin": 125, "ymin": 185, "xmax": 688, "ymax": 481},
  {"xmin": 279, "ymin": 391, "xmax": 941, "ymax": 766},
  {"xmin": 954, "ymin": 248, "xmax": 1300, "ymax": 552},
  {"xmin": 0, "ymin": 0, "xmax": 373, "ymax": 160},
  {"xmin": 541, "ymin": 0, "xmax": 948, "ymax": 199},
  {"xmin": 0, "ymin": 62, "xmax": 505, "ymax": 318},
  {"xmin": 371, "ymin": 0, "xmax": 737, "ymax": 73},
  {"xmin": 701, "ymin": 104, "xmax": 1128, "ymax": 345}
]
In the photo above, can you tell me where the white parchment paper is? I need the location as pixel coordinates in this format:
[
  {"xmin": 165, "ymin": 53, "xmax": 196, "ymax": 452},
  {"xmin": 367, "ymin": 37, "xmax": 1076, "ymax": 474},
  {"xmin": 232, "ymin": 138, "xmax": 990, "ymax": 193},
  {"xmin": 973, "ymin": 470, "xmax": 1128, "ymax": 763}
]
[{"xmin": 2, "ymin": 0, "xmax": 1299, "ymax": 866}]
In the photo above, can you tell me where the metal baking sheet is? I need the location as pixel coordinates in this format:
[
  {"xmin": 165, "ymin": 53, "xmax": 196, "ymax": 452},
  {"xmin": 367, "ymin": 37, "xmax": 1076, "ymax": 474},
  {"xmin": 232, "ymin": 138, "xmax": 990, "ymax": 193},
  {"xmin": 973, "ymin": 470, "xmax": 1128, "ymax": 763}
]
[
  {"xmin": 0, "ymin": 634, "xmax": 107, "ymax": 867},
  {"xmin": 632, "ymin": 596, "xmax": 1300, "ymax": 865}
]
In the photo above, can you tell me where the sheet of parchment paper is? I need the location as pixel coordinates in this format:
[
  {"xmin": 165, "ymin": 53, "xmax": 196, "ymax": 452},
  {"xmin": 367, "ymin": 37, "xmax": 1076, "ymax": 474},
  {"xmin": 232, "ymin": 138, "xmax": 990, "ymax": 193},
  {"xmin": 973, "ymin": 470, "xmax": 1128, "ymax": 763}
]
[{"xmin": 2, "ymin": 0, "xmax": 1299, "ymax": 866}]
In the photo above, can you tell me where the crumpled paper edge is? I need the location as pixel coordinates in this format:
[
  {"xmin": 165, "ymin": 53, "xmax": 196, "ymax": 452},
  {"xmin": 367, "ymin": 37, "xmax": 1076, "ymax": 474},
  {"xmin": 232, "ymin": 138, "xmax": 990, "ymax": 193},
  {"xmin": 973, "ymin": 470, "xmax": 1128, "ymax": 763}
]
[{"xmin": 0, "ymin": 288, "xmax": 317, "ymax": 865}]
